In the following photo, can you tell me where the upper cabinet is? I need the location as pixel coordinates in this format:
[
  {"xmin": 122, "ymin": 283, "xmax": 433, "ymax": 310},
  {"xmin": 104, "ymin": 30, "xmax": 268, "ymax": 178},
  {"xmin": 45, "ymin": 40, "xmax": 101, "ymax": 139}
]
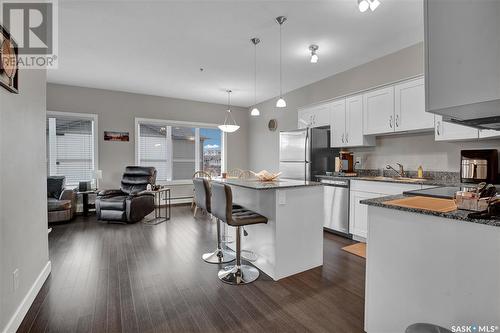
[
  {"xmin": 394, "ymin": 78, "xmax": 434, "ymax": 132},
  {"xmin": 434, "ymin": 115, "xmax": 478, "ymax": 141},
  {"xmin": 330, "ymin": 95, "xmax": 375, "ymax": 148},
  {"xmin": 363, "ymin": 86, "xmax": 395, "ymax": 135},
  {"xmin": 298, "ymin": 104, "xmax": 330, "ymax": 129},
  {"xmin": 424, "ymin": 0, "xmax": 500, "ymax": 124},
  {"xmin": 479, "ymin": 130, "xmax": 500, "ymax": 140},
  {"xmin": 363, "ymin": 77, "xmax": 434, "ymax": 135}
]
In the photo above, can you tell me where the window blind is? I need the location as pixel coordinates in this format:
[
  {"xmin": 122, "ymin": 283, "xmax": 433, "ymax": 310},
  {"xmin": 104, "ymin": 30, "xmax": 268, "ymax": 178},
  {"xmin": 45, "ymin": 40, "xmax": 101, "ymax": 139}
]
[
  {"xmin": 47, "ymin": 116, "xmax": 95, "ymax": 186},
  {"xmin": 138, "ymin": 124, "xmax": 168, "ymax": 182}
]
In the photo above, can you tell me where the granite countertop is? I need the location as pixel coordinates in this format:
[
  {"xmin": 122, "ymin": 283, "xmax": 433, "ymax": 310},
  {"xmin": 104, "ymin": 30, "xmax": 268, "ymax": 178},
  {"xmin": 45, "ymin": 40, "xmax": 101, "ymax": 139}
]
[
  {"xmin": 212, "ymin": 178, "xmax": 322, "ymax": 190},
  {"xmin": 360, "ymin": 194, "xmax": 500, "ymax": 227},
  {"xmin": 316, "ymin": 175, "xmax": 459, "ymax": 187}
]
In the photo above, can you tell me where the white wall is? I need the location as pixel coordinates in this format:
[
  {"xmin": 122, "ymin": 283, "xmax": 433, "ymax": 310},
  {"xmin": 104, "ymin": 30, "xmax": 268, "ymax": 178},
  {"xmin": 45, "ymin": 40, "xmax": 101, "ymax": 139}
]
[
  {"xmin": 46, "ymin": 84, "xmax": 249, "ymax": 198},
  {"xmin": 0, "ymin": 69, "xmax": 50, "ymax": 332},
  {"xmin": 248, "ymin": 42, "xmax": 500, "ymax": 173}
]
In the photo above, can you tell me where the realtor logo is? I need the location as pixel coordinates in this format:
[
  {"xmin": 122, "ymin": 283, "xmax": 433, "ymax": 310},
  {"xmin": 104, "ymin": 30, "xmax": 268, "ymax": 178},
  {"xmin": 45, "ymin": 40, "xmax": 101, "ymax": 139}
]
[{"xmin": 1, "ymin": 0, "xmax": 58, "ymax": 68}]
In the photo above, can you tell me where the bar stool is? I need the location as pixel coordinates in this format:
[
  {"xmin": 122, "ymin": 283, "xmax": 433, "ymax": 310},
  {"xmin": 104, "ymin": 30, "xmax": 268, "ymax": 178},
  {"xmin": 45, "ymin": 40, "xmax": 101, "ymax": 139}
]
[
  {"xmin": 193, "ymin": 178, "xmax": 235, "ymax": 264},
  {"xmin": 211, "ymin": 182, "xmax": 268, "ymax": 285}
]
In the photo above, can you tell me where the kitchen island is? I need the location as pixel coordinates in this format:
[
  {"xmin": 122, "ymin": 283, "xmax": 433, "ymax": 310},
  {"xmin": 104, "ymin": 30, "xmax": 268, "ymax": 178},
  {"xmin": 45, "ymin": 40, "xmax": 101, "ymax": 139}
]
[
  {"xmin": 212, "ymin": 178, "xmax": 324, "ymax": 280},
  {"xmin": 361, "ymin": 195, "xmax": 500, "ymax": 333}
]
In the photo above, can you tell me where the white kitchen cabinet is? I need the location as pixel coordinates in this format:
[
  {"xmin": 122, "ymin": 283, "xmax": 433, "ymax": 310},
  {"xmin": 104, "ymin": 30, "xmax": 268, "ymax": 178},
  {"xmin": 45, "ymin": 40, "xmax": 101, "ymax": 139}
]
[
  {"xmin": 298, "ymin": 103, "xmax": 330, "ymax": 128},
  {"xmin": 329, "ymin": 99, "xmax": 346, "ymax": 147},
  {"xmin": 330, "ymin": 96, "xmax": 375, "ymax": 148},
  {"xmin": 479, "ymin": 130, "xmax": 500, "ymax": 139},
  {"xmin": 298, "ymin": 109, "xmax": 312, "ymax": 129},
  {"xmin": 434, "ymin": 115, "xmax": 478, "ymax": 141},
  {"xmin": 349, "ymin": 180, "xmax": 425, "ymax": 240},
  {"xmin": 363, "ymin": 86, "xmax": 395, "ymax": 135},
  {"xmin": 349, "ymin": 191, "xmax": 378, "ymax": 239},
  {"xmin": 394, "ymin": 77, "xmax": 434, "ymax": 132}
]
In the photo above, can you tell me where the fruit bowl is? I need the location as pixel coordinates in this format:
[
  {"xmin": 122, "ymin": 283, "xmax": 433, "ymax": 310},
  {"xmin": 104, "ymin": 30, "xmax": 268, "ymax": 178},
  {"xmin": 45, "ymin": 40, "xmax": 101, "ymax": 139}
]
[{"xmin": 252, "ymin": 170, "xmax": 281, "ymax": 182}]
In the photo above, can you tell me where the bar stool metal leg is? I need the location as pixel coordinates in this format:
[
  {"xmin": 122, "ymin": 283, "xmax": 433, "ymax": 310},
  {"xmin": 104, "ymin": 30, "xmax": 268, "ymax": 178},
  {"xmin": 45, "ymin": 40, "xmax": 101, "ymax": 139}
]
[
  {"xmin": 218, "ymin": 226, "xmax": 260, "ymax": 284},
  {"xmin": 202, "ymin": 217, "xmax": 235, "ymax": 264}
]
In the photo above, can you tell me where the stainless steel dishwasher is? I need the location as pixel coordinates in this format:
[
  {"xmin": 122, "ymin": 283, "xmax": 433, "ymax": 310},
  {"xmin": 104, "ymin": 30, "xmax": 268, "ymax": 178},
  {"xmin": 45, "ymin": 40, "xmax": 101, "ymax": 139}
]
[{"xmin": 320, "ymin": 178, "xmax": 350, "ymax": 237}]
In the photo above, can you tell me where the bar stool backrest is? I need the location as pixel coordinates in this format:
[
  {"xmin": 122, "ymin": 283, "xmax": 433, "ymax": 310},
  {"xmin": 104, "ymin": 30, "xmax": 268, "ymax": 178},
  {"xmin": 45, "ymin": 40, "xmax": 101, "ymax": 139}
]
[
  {"xmin": 193, "ymin": 178, "xmax": 211, "ymax": 213},
  {"xmin": 211, "ymin": 183, "xmax": 234, "ymax": 225}
]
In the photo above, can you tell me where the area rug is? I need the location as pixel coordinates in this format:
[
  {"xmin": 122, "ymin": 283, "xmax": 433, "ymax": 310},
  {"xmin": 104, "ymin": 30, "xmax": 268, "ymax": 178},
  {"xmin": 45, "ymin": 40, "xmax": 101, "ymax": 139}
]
[{"xmin": 342, "ymin": 242, "xmax": 366, "ymax": 259}]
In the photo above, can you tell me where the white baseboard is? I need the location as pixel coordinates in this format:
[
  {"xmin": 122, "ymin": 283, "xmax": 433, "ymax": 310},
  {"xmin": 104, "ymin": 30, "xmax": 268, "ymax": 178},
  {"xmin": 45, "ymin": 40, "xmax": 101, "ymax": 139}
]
[{"xmin": 2, "ymin": 261, "xmax": 51, "ymax": 333}]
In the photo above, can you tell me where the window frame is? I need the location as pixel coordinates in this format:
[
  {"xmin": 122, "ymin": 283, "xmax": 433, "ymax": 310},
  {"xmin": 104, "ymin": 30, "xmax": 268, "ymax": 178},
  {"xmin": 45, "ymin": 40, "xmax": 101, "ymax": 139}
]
[
  {"xmin": 46, "ymin": 110, "xmax": 99, "ymax": 186},
  {"xmin": 135, "ymin": 117, "xmax": 226, "ymax": 185}
]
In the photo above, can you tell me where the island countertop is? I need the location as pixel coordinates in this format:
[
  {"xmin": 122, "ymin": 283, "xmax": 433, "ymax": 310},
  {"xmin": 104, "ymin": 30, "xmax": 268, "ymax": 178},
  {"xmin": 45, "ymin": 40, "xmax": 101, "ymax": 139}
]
[
  {"xmin": 361, "ymin": 194, "xmax": 500, "ymax": 227},
  {"xmin": 212, "ymin": 178, "xmax": 322, "ymax": 190}
]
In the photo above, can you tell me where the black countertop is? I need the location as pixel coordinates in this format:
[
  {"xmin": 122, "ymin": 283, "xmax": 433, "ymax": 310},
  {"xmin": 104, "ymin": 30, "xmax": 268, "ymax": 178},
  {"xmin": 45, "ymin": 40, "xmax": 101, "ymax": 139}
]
[
  {"xmin": 212, "ymin": 178, "xmax": 322, "ymax": 190},
  {"xmin": 316, "ymin": 175, "xmax": 458, "ymax": 187},
  {"xmin": 360, "ymin": 194, "xmax": 500, "ymax": 227}
]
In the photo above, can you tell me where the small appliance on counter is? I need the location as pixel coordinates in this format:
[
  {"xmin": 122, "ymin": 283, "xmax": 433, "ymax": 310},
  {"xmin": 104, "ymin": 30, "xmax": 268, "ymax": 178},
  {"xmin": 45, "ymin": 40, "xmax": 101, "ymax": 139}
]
[
  {"xmin": 460, "ymin": 149, "xmax": 498, "ymax": 184},
  {"xmin": 334, "ymin": 151, "xmax": 356, "ymax": 175}
]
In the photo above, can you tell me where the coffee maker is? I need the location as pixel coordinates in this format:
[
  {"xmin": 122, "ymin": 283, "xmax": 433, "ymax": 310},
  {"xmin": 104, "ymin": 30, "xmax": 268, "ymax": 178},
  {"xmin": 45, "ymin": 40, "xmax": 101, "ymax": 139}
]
[{"xmin": 460, "ymin": 149, "xmax": 498, "ymax": 184}]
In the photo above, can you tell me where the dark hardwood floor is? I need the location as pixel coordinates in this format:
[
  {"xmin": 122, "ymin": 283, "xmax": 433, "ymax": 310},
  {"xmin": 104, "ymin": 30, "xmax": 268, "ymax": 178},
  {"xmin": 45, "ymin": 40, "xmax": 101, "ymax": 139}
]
[{"xmin": 18, "ymin": 206, "xmax": 366, "ymax": 333}]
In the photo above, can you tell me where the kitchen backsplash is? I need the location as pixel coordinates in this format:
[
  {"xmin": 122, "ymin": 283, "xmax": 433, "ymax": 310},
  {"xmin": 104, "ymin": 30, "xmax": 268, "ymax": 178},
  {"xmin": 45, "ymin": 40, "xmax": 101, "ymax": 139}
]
[{"xmin": 356, "ymin": 169, "xmax": 460, "ymax": 184}]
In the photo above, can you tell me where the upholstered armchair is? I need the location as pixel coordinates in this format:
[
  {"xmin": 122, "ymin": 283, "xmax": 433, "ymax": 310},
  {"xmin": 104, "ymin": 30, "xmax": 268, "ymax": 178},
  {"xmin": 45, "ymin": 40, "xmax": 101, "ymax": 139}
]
[
  {"xmin": 47, "ymin": 176, "xmax": 77, "ymax": 223},
  {"xmin": 95, "ymin": 166, "xmax": 156, "ymax": 223}
]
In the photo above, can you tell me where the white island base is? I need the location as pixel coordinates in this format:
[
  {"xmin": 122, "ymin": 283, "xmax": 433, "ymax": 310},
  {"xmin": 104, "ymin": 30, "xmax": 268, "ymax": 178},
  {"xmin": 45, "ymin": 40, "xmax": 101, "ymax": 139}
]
[
  {"xmin": 365, "ymin": 206, "xmax": 500, "ymax": 333},
  {"xmin": 219, "ymin": 181, "xmax": 324, "ymax": 281}
]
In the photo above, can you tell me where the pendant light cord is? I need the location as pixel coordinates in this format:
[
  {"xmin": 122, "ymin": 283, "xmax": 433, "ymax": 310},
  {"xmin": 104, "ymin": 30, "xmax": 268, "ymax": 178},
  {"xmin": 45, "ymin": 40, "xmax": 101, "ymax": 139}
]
[
  {"xmin": 254, "ymin": 42, "xmax": 257, "ymax": 107},
  {"xmin": 279, "ymin": 23, "xmax": 282, "ymax": 97}
]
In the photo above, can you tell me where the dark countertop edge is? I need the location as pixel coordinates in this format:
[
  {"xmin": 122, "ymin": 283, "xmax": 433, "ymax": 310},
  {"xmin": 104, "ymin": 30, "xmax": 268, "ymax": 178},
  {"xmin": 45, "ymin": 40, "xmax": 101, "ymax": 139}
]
[
  {"xmin": 315, "ymin": 175, "xmax": 458, "ymax": 187},
  {"xmin": 211, "ymin": 179, "xmax": 323, "ymax": 190},
  {"xmin": 360, "ymin": 194, "xmax": 500, "ymax": 227}
]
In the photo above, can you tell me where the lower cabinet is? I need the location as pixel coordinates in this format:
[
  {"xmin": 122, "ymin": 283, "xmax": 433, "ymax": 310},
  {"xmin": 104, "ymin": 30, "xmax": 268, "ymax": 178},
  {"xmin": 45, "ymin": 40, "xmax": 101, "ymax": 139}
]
[
  {"xmin": 349, "ymin": 191, "xmax": 380, "ymax": 239},
  {"xmin": 348, "ymin": 181, "xmax": 426, "ymax": 240}
]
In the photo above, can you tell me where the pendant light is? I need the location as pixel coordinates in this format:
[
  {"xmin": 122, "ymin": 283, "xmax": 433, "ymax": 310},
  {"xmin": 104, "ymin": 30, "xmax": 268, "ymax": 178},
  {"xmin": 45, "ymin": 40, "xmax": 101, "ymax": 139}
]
[
  {"xmin": 275, "ymin": 16, "xmax": 287, "ymax": 108},
  {"xmin": 309, "ymin": 45, "xmax": 319, "ymax": 64},
  {"xmin": 250, "ymin": 37, "xmax": 261, "ymax": 116},
  {"xmin": 218, "ymin": 90, "xmax": 240, "ymax": 133}
]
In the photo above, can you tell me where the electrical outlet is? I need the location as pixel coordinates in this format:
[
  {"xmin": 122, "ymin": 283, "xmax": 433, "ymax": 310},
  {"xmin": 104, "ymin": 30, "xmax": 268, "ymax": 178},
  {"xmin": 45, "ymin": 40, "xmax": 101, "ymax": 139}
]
[{"xmin": 13, "ymin": 269, "xmax": 19, "ymax": 291}]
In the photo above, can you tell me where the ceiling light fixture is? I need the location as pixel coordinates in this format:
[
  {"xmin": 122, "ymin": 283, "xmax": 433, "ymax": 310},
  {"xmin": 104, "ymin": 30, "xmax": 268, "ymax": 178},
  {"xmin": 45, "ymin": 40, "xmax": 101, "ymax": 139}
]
[
  {"xmin": 309, "ymin": 44, "xmax": 319, "ymax": 64},
  {"xmin": 250, "ymin": 37, "xmax": 261, "ymax": 117},
  {"xmin": 218, "ymin": 90, "xmax": 240, "ymax": 133},
  {"xmin": 275, "ymin": 16, "xmax": 287, "ymax": 108},
  {"xmin": 358, "ymin": 0, "xmax": 380, "ymax": 12}
]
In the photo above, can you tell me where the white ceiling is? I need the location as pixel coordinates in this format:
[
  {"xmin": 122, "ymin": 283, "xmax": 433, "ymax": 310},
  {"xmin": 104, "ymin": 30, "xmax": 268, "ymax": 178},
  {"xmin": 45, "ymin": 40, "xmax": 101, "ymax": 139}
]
[{"xmin": 48, "ymin": 0, "xmax": 424, "ymax": 107}]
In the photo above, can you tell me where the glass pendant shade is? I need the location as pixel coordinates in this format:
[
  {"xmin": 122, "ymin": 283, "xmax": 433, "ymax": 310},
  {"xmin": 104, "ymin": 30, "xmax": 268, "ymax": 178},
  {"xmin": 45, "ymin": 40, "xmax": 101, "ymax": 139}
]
[
  {"xmin": 250, "ymin": 107, "xmax": 260, "ymax": 116},
  {"xmin": 310, "ymin": 53, "xmax": 318, "ymax": 63},
  {"xmin": 218, "ymin": 124, "xmax": 240, "ymax": 133},
  {"xmin": 370, "ymin": 0, "xmax": 380, "ymax": 11},
  {"xmin": 358, "ymin": 0, "xmax": 369, "ymax": 12},
  {"xmin": 276, "ymin": 97, "xmax": 286, "ymax": 108},
  {"xmin": 219, "ymin": 90, "xmax": 239, "ymax": 133}
]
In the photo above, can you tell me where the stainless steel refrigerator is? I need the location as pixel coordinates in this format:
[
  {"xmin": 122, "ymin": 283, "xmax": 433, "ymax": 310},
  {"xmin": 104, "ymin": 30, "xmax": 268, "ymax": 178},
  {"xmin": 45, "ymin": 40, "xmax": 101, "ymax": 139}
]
[{"xmin": 279, "ymin": 127, "xmax": 338, "ymax": 181}]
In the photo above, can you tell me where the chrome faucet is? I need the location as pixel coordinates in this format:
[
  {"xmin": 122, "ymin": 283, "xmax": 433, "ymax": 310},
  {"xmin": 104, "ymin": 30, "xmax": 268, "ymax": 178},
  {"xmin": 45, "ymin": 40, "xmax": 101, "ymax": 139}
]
[{"xmin": 386, "ymin": 163, "xmax": 405, "ymax": 178}]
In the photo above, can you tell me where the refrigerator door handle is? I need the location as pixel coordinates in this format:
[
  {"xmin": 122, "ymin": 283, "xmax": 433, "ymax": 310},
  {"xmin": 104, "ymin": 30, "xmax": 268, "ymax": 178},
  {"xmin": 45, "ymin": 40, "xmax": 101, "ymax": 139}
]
[{"xmin": 304, "ymin": 129, "xmax": 310, "ymax": 181}]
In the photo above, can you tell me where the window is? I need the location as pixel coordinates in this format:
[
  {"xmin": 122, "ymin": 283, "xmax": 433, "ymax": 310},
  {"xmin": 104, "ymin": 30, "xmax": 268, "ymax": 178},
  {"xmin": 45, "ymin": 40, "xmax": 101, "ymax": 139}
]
[
  {"xmin": 136, "ymin": 119, "xmax": 224, "ymax": 183},
  {"xmin": 46, "ymin": 112, "xmax": 98, "ymax": 186}
]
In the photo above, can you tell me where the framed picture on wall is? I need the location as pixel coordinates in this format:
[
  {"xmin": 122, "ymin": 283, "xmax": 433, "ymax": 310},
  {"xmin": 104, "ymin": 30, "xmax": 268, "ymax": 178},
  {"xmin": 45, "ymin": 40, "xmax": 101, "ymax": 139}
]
[
  {"xmin": 0, "ymin": 25, "xmax": 19, "ymax": 94},
  {"xmin": 104, "ymin": 131, "xmax": 130, "ymax": 142}
]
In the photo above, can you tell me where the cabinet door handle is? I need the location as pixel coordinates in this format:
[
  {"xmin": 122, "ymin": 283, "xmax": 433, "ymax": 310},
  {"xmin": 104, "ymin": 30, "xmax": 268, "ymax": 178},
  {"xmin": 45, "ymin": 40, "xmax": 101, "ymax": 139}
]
[
  {"xmin": 436, "ymin": 121, "xmax": 441, "ymax": 136},
  {"xmin": 389, "ymin": 115, "xmax": 393, "ymax": 128},
  {"xmin": 395, "ymin": 114, "xmax": 399, "ymax": 128}
]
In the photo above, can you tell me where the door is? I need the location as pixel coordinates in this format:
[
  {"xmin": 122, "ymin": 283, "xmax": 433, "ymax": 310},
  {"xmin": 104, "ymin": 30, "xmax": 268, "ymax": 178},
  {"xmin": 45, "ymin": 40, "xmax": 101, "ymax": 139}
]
[
  {"xmin": 345, "ymin": 95, "xmax": 364, "ymax": 146},
  {"xmin": 280, "ymin": 130, "xmax": 308, "ymax": 162},
  {"xmin": 395, "ymin": 77, "xmax": 434, "ymax": 132},
  {"xmin": 363, "ymin": 86, "xmax": 395, "ymax": 135},
  {"xmin": 330, "ymin": 99, "xmax": 346, "ymax": 148},
  {"xmin": 310, "ymin": 104, "xmax": 331, "ymax": 127},
  {"xmin": 434, "ymin": 115, "xmax": 478, "ymax": 141},
  {"xmin": 298, "ymin": 110, "xmax": 312, "ymax": 129},
  {"xmin": 349, "ymin": 190, "xmax": 381, "ymax": 239},
  {"xmin": 323, "ymin": 185, "xmax": 349, "ymax": 234},
  {"xmin": 479, "ymin": 130, "xmax": 500, "ymax": 139},
  {"xmin": 279, "ymin": 162, "xmax": 308, "ymax": 181}
]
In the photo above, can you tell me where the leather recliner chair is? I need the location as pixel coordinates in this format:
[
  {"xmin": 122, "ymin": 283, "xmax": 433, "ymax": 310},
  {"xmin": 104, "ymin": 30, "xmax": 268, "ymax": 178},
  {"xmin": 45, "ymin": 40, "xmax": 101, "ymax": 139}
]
[{"xmin": 96, "ymin": 166, "xmax": 157, "ymax": 223}]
